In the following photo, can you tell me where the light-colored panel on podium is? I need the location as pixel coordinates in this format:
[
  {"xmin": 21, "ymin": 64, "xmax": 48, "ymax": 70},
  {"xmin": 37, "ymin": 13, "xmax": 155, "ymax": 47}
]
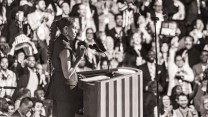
[{"xmin": 79, "ymin": 67, "xmax": 143, "ymax": 117}]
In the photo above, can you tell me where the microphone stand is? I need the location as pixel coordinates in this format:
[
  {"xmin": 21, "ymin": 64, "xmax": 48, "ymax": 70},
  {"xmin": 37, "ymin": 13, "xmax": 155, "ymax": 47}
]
[
  {"xmin": 90, "ymin": 44, "xmax": 114, "ymax": 78},
  {"xmin": 152, "ymin": 17, "xmax": 160, "ymax": 117}
]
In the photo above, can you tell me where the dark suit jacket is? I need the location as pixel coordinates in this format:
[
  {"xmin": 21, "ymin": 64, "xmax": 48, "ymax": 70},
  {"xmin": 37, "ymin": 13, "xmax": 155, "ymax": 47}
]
[
  {"xmin": 137, "ymin": 63, "xmax": 166, "ymax": 92},
  {"xmin": 182, "ymin": 0, "xmax": 198, "ymax": 25},
  {"xmin": 179, "ymin": 46, "xmax": 201, "ymax": 67},
  {"xmin": 17, "ymin": 67, "xmax": 41, "ymax": 90},
  {"xmin": 105, "ymin": 26, "xmax": 128, "ymax": 51},
  {"xmin": 11, "ymin": 110, "xmax": 21, "ymax": 117},
  {"xmin": 143, "ymin": 92, "xmax": 157, "ymax": 117},
  {"xmin": 70, "ymin": 3, "xmax": 99, "ymax": 30}
]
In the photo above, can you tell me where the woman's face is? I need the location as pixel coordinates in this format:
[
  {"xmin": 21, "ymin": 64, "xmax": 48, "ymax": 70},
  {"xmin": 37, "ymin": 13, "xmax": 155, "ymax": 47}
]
[
  {"xmin": 34, "ymin": 102, "xmax": 43, "ymax": 113},
  {"xmin": 137, "ymin": 16, "xmax": 146, "ymax": 26},
  {"xmin": 196, "ymin": 19, "xmax": 203, "ymax": 30},
  {"xmin": 86, "ymin": 29, "xmax": 94, "ymax": 42},
  {"xmin": 162, "ymin": 96, "xmax": 171, "ymax": 108},
  {"xmin": 101, "ymin": 60, "xmax": 108, "ymax": 69},
  {"xmin": 64, "ymin": 21, "xmax": 79, "ymax": 40},
  {"xmin": 62, "ymin": 2, "xmax": 70, "ymax": 15},
  {"xmin": 17, "ymin": 52, "xmax": 25, "ymax": 62},
  {"xmin": 132, "ymin": 33, "xmax": 141, "ymax": 46},
  {"xmin": 175, "ymin": 85, "xmax": 183, "ymax": 95},
  {"xmin": 175, "ymin": 56, "xmax": 184, "ymax": 68},
  {"xmin": 161, "ymin": 43, "xmax": 169, "ymax": 53}
]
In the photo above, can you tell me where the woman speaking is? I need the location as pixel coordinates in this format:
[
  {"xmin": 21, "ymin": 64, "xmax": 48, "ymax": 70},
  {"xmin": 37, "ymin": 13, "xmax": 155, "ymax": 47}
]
[{"xmin": 47, "ymin": 17, "xmax": 83, "ymax": 117}]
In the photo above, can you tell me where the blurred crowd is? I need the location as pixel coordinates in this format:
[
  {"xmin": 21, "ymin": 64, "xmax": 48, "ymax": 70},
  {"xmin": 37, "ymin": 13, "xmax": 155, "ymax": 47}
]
[{"xmin": 0, "ymin": 0, "xmax": 207, "ymax": 116}]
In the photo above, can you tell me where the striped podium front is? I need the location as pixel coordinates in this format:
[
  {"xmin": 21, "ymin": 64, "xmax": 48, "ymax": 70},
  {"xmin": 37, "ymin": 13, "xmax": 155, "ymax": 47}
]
[{"xmin": 80, "ymin": 68, "xmax": 143, "ymax": 117}]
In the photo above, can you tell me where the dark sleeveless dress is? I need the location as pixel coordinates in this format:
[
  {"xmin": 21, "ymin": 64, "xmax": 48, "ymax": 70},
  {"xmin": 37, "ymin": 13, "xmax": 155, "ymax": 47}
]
[{"xmin": 47, "ymin": 35, "xmax": 83, "ymax": 117}]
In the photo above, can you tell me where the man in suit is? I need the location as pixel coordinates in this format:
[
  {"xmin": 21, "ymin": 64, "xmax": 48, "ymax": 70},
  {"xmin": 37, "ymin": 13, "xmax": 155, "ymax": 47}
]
[
  {"xmin": 174, "ymin": 94, "xmax": 198, "ymax": 117},
  {"xmin": 12, "ymin": 97, "xmax": 33, "ymax": 117},
  {"xmin": 105, "ymin": 13, "xmax": 128, "ymax": 52},
  {"xmin": 193, "ymin": 46, "xmax": 208, "ymax": 112},
  {"xmin": 17, "ymin": 56, "xmax": 40, "ymax": 97},
  {"xmin": 179, "ymin": 36, "xmax": 201, "ymax": 68},
  {"xmin": 137, "ymin": 49, "xmax": 166, "ymax": 94}
]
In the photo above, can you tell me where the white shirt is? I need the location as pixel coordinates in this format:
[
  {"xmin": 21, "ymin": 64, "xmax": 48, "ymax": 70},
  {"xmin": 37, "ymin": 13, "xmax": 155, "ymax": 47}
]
[
  {"xmin": 26, "ymin": 68, "xmax": 39, "ymax": 97},
  {"xmin": 0, "ymin": 70, "xmax": 16, "ymax": 97},
  {"xmin": 147, "ymin": 62, "xmax": 156, "ymax": 81}
]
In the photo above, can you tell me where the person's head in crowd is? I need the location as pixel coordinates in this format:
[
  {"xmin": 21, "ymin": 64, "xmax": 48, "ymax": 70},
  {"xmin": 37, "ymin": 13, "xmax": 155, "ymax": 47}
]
[
  {"xmin": 15, "ymin": 50, "xmax": 26, "ymax": 63},
  {"xmin": 184, "ymin": 36, "xmax": 194, "ymax": 50},
  {"xmin": 7, "ymin": 101, "xmax": 15, "ymax": 116},
  {"xmin": 0, "ymin": 57, "xmax": 9, "ymax": 71},
  {"xmin": 34, "ymin": 88, "xmax": 45, "ymax": 101},
  {"xmin": 0, "ymin": 98, "xmax": 8, "ymax": 115},
  {"xmin": 78, "ymin": 4, "xmax": 86, "ymax": 17},
  {"xmin": 110, "ymin": 58, "xmax": 119, "ymax": 68},
  {"xmin": 15, "ymin": 10, "xmax": 24, "ymax": 22},
  {"xmin": 26, "ymin": 55, "xmax": 36, "ymax": 69},
  {"xmin": 0, "ymin": 36, "xmax": 6, "ymax": 43},
  {"xmin": 202, "ymin": 96, "xmax": 208, "ymax": 112},
  {"xmin": 146, "ymin": 49, "xmax": 156, "ymax": 63},
  {"xmin": 130, "ymin": 32, "xmax": 142, "ymax": 47},
  {"xmin": 159, "ymin": 95, "xmax": 173, "ymax": 115},
  {"xmin": 171, "ymin": 85, "xmax": 183, "ymax": 96},
  {"xmin": 105, "ymin": 36, "xmax": 114, "ymax": 51},
  {"xmin": 153, "ymin": 0, "xmax": 163, "ymax": 13},
  {"xmin": 200, "ymin": 49, "xmax": 208, "ymax": 64},
  {"xmin": 61, "ymin": 2, "xmax": 71, "ymax": 17},
  {"xmin": 160, "ymin": 42, "xmax": 169, "ymax": 54},
  {"xmin": 16, "ymin": 88, "xmax": 31, "ymax": 100},
  {"xmin": 146, "ymin": 81, "xmax": 163, "ymax": 93},
  {"xmin": 174, "ymin": 53, "xmax": 185, "ymax": 68},
  {"xmin": 115, "ymin": 13, "xmax": 123, "ymax": 27},
  {"xmin": 32, "ymin": 99, "xmax": 44, "ymax": 115},
  {"xmin": 100, "ymin": 57, "xmax": 108, "ymax": 69},
  {"xmin": 53, "ymin": 18, "xmax": 78, "ymax": 42},
  {"xmin": 18, "ymin": 97, "xmax": 33, "ymax": 116},
  {"xmin": 86, "ymin": 28, "xmax": 95, "ymax": 43},
  {"xmin": 161, "ymin": 95, "xmax": 172, "ymax": 109},
  {"xmin": 36, "ymin": 64, "xmax": 43, "ymax": 74},
  {"xmin": 176, "ymin": 93, "xmax": 189, "ymax": 109},
  {"xmin": 137, "ymin": 15, "xmax": 146, "ymax": 28},
  {"xmin": 35, "ymin": 0, "xmax": 46, "ymax": 12},
  {"xmin": 194, "ymin": 19, "xmax": 204, "ymax": 31}
]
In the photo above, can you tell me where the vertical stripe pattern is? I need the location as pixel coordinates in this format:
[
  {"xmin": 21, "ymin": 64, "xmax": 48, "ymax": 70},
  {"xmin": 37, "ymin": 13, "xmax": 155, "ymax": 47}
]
[{"xmin": 83, "ymin": 68, "xmax": 143, "ymax": 117}]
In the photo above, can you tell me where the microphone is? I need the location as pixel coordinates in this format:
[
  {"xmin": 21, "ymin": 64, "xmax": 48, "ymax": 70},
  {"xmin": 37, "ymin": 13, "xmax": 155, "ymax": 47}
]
[{"xmin": 89, "ymin": 44, "xmax": 115, "ymax": 77}]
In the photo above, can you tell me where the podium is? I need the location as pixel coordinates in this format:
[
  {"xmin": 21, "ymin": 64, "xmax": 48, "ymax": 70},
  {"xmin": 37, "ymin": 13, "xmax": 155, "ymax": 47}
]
[{"xmin": 77, "ymin": 67, "xmax": 143, "ymax": 117}]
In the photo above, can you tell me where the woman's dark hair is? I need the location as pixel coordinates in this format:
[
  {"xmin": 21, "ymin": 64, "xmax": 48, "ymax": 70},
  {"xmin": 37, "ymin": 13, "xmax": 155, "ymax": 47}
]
[
  {"xmin": 114, "ymin": 13, "xmax": 123, "ymax": 21},
  {"xmin": 0, "ymin": 97, "xmax": 8, "ymax": 113},
  {"xmin": 159, "ymin": 95, "xmax": 173, "ymax": 115},
  {"xmin": 174, "ymin": 51, "xmax": 185, "ymax": 63},
  {"xmin": 48, "ymin": 17, "xmax": 75, "ymax": 77},
  {"xmin": 16, "ymin": 88, "xmax": 31, "ymax": 100}
]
